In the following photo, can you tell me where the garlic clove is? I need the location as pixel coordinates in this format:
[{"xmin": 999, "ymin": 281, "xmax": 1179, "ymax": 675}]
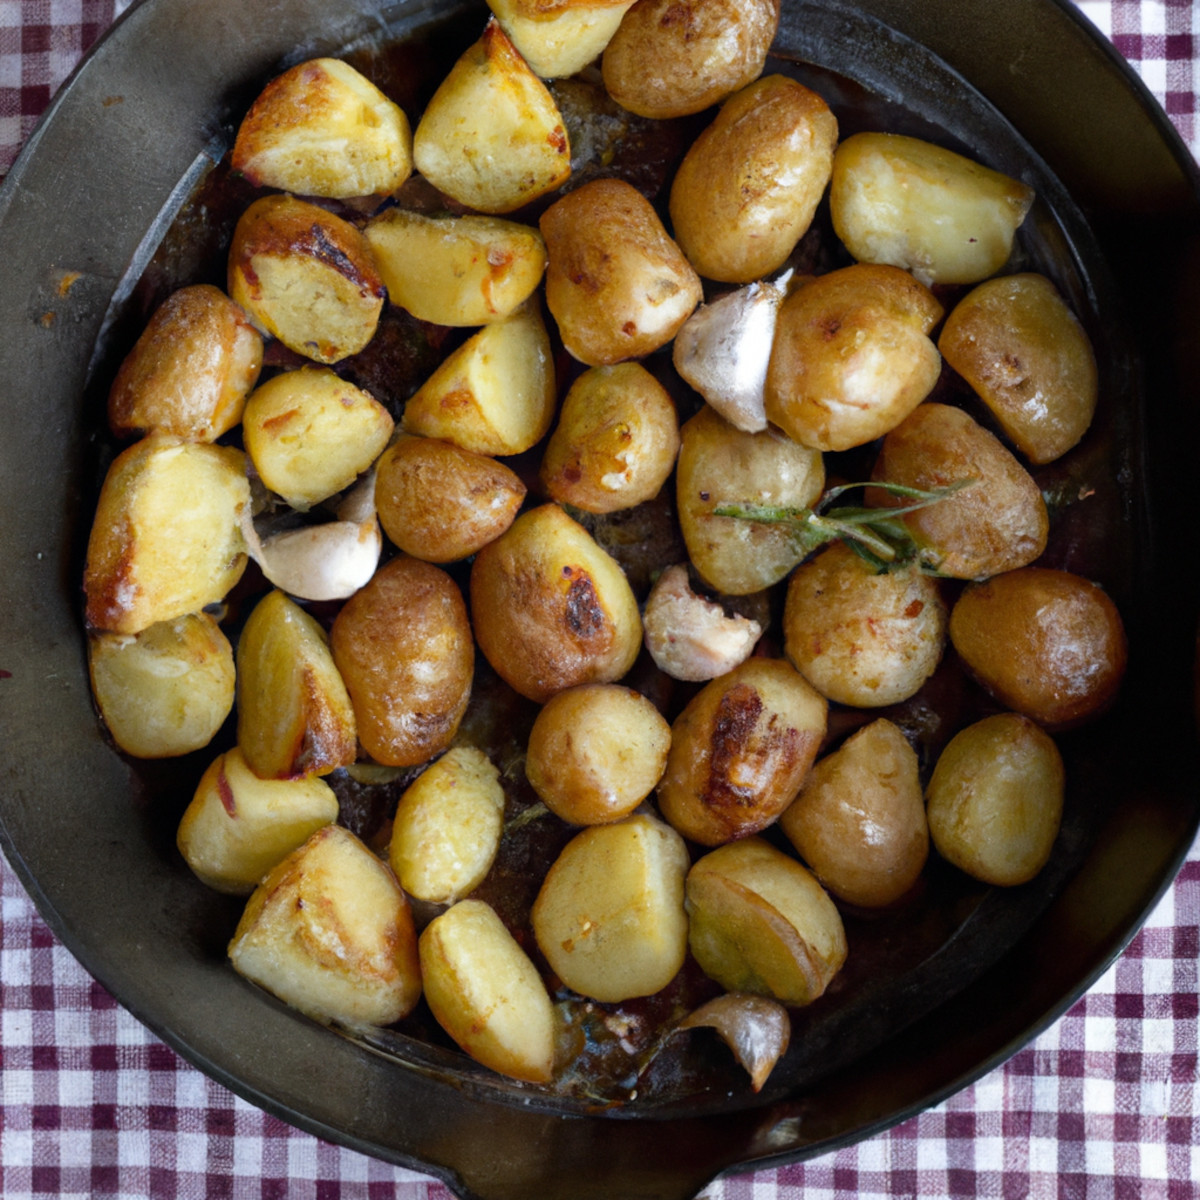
[{"xmin": 677, "ymin": 992, "xmax": 791, "ymax": 1092}]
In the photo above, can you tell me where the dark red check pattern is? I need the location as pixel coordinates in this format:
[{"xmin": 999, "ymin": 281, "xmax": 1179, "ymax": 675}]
[{"xmin": 2, "ymin": 3, "xmax": 1199, "ymax": 1198}]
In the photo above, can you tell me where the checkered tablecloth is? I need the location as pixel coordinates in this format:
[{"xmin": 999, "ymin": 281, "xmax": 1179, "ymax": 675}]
[{"xmin": 3, "ymin": 3, "xmax": 1199, "ymax": 1198}]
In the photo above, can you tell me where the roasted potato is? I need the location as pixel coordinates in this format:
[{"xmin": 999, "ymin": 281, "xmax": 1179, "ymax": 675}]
[
  {"xmin": 228, "ymin": 824, "xmax": 422, "ymax": 1028},
  {"xmin": 401, "ymin": 301, "xmax": 556, "ymax": 456},
  {"xmin": 469, "ymin": 503, "xmax": 642, "ymax": 703},
  {"xmin": 232, "ymin": 57, "xmax": 413, "ymax": 198},
  {"xmin": 412, "ymin": 19, "xmax": 571, "ymax": 213},
  {"xmin": 949, "ymin": 566, "xmax": 1128, "ymax": 728},
  {"xmin": 782, "ymin": 541, "xmax": 947, "ymax": 708},
  {"xmin": 764, "ymin": 264, "xmax": 943, "ymax": 451},
  {"xmin": 669, "ymin": 74, "xmax": 837, "ymax": 284},
  {"xmin": 531, "ymin": 812, "xmax": 690, "ymax": 1002},
  {"xmin": 420, "ymin": 899, "xmax": 557, "ymax": 1084},
  {"xmin": 242, "ymin": 366, "xmax": 394, "ymax": 510},
  {"xmin": 176, "ymin": 746, "xmax": 339, "ymax": 894},
  {"xmin": 686, "ymin": 837, "xmax": 847, "ymax": 1005},
  {"xmin": 330, "ymin": 556, "xmax": 474, "ymax": 768},
  {"xmin": 780, "ymin": 718, "xmax": 928, "ymax": 907},
  {"xmin": 867, "ymin": 402, "xmax": 1049, "ymax": 580},
  {"xmin": 236, "ymin": 589, "xmax": 358, "ymax": 780},
  {"xmin": 375, "ymin": 433, "xmax": 526, "ymax": 563},
  {"xmin": 540, "ymin": 177, "xmax": 702, "ymax": 365},
  {"xmin": 831, "ymin": 132, "xmax": 1035, "ymax": 286},
  {"xmin": 107, "ymin": 284, "xmax": 263, "ymax": 443},
  {"xmin": 389, "ymin": 746, "xmax": 505, "ymax": 904},
  {"xmin": 84, "ymin": 435, "xmax": 249, "ymax": 635},
  {"xmin": 939, "ymin": 273, "xmax": 1098, "ymax": 465},
  {"xmin": 227, "ymin": 194, "xmax": 384, "ymax": 364},
  {"xmin": 524, "ymin": 684, "xmax": 671, "ymax": 825},
  {"xmin": 657, "ymin": 657, "xmax": 828, "ymax": 846},
  {"xmin": 364, "ymin": 209, "xmax": 546, "ymax": 326},
  {"xmin": 486, "ymin": 0, "xmax": 636, "ymax": 79},
  {"xmin": 926, "ymin": 713, "xmax": 1065, "ymax": 886},
  {"xmin": 88, "ymin": 613, "xmax": 235, "ymax": 759},
  {"xmin": 676, "ymin": 404, "xmax": 825, "ymax": 595},
  {"xmin": 539, "ymin": 362, "xmax": 680, "ymax": 513},
  {"xmin": 602, "ymin": 0, "xmax": 779, "ymax": 119}
]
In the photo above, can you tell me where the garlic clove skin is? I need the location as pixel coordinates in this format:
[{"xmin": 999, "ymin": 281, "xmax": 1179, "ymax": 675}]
[{"xmin": 677, "ymin": 992, "xmax": 791, "ymax": 1092}]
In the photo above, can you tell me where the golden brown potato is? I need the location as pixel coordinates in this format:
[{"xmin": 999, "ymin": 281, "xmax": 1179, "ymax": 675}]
[
  {"xmin": 601, "ymin": 0, "xmax": 779, "ymax": 118},
  {"xmin": 375, "ymin": 434, "xmax": 526, "ymax": 563},
  {"xmin": 539, "ymin": 363, "xmax": 680, "ymax": 513},
  {"xmin": 685, "ymin": 837, "xmax": 847, "ymax": 1005},
  {"xmin": 420, "ymin": 899, "xmax": 557, "ymax": 1084},
  {"xmin": 176, "ymin": 746, "xmax": 340, "ymax": 895},
  {"xmin": 236, "ymin": 589, "xmax": 358, "ymax": 780},
  {"xmin": 867, "ymin": 403, "xmax": 1049, "ymax": 580},
  {"xmin": 676, "ymin": 404, "xmax": 825, "ymax": 595},
  {"xmin": 926, "ymin": 713, "xmax": 1064, "ymax": 886},
  {"xmin": 669, "ymin": 75, "xmax": 837, "ymax": 284},
  {"xmin": 531, "ymin": 812, "xmax": 690, "ymax": 1002},
  {"xmin": 412, "ymin": 19, "xmax": 571, "ymax": 213},
  {"xmin": 331, "ymin": 555, "xmax": 474, "ymax": 767},
  {"xmin": 764, "ymin": 264, "xmax": 943, "ymax": 451},
  {"xmin": 107, "ymin": 284, "xmax": 263, "ymax": 443},
  {"xmin": 939, "ymin": 273, "xmax": 1098, "ymax": 465},
  {"xmin": 232, "ymin": 57, "xmax": 413, "ymax": 198},
  {"xmin": 780, "ymin": 719, "xmax": 928, "ymax": 907},
  {"xmin": 782, "ymin": 542, "xmax": 947, "ymax": 708},
  {"xmin": 88, "ymin": 613, "xmax": 235, "ymax": 759},
  {"xmin": 948, "ymin": 567, "xmax": 1128, "ymax": 728},
  {"xmin": 540, "ymin": 178, "xmax": 702, "ymax": 365},
  {"xmin": 364, "ymin": 209, "xmax": 546, "ymax": 326},
  {"xmin": 228, "ymin": 194, "xmax": 384, "ymax": 364},
  {"xmin": 389, "ymin": 746, "xmax": 506, "ymax": 904},
  {"xmin": 469, "ymin": 503, "xmax": 642, "ymax": 702},
  {"xmin": 524, "ymin": 684, "xmax": 671, "ymax": 824},
  {"xmin": 228, "ymin": 824, "xmax": 422, "ymax": 1028},
  {"xmin": 242, "ymin": 367, "xmax": 394, "ymax": 510},
  {"xmin": 84, "ymin": 436, "xmax": 250, "ymax": 635},
  {"xmin": 830, "ymin": 132, "xmax": 1035, "ymax": 286},
  {"xmin": 401, "ymin": 302, "xmax": 556, "ymax": 456},
  {"xmin": 656, "ymin": 656, "xmax": 828, "ymax": 846},
  {"xmin": 487, "ymin": 0, "xmax": 636, "ymax": 79}
]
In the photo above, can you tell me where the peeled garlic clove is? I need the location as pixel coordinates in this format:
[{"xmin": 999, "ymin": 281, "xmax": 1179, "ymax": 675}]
[
  {"xmin": 677, "ymin": 993, "xmax": 791, "ymax": 1092},
  {"xmin": 672, "ymin": 273, "xmax": 791, "ymax": 433}
]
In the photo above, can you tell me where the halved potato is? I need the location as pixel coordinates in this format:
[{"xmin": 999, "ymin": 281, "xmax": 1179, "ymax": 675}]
[
  {"xmin": 84, "ymin": 435, "xmax": 250, "ymax": 635},
  {"xmin": 412, "ymin": 19, "xmax": 571, "ymax": 213},
  {"xmin": 401, "ymin": 301, "xmax": 555, "ymax": 456},
  {"xmin": 232, "ymin": 57, "xmax": 413, "ymax": 198},
  {"xmin": 487, "ymin": 0, "xmax": 636, "ymax": 79}
]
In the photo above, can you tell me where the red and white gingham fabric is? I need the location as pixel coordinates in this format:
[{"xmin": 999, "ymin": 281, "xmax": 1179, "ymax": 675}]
[{"xmin": 2, "ymin": 3, "xmax": 1199, "ymax": 1198}]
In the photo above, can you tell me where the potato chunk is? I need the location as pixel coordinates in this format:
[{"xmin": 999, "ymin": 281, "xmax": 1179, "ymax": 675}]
[
  {"xmin": 228, "ymin": 825, "xmax": 421, "ymax": 1028},
  {"xmin": 939, "ymin": 273, "xmax": 1098, "ymax": 464},
  {"xmin": 232, "ymin": 57, "xmax": 413, "ymax": 198},
  {"xmin": 88, "ymin": 613, "xmax": 235, "ymax": 758},
  {"xmin": 228, "ymin": 194, "xmax": 384, "ymax": 364},
  {"xmin": 830, "ymin": 132, "xmax": 1034, "ymax": 286},
  {"xmin": 669, "ymin": 75, "xmax": 838, "ymax": 284},
  {"xmin": 236, "ymin": 589, "xmax": 358, "ymax": 780},
  {"xmin": 176, "ymin": 746, "xmax": 339, "ymax": 894},
  {"xmin": 540, "ymin": 177, "xmax": 702, "ymax": 365},
  {"xmin": 686, "ymin": 837, "xmax": 847, "ymax": 1005},
  {"xmin": 364, "ymin": 209, "xmax": 546, "ymax": 327},
  {"xmin": 107, "ymin": 284, "xmax": 263, "ymax": 443},
  {"xmin": 487, "ymin": 0, "xmax": 636, "ymax": 79},
  {"xmin": 420, "ymin": 899, "xmax": 556, "ymax": 1084},
  {"xmin": 531, "ymin": 813, "xmax": 690, "ymax": 1002},
  {"xmin": 242, "ymin": 367, "xmax": 393, "ymax": 510},
  {"xmin": 469, "ymin": 503, "xmax": 643, "ymax": 702},
  {"xmin": 657, "ymin": 657, "xmax": 827, "ymax": 846},
  {"xmin": 331, "ymin": 556, "xmax": 474, "ymax": 767},
  {"xmin": 389, "ymin": 747, "xmax": 505, "ymax": 903},
  {"xmin": 412, "ymin": 19, "xmax": 571, "ymax": 213},
  {"xmin": 84, "ymin": 436, "xmax": 249, "ymax": 635}
]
